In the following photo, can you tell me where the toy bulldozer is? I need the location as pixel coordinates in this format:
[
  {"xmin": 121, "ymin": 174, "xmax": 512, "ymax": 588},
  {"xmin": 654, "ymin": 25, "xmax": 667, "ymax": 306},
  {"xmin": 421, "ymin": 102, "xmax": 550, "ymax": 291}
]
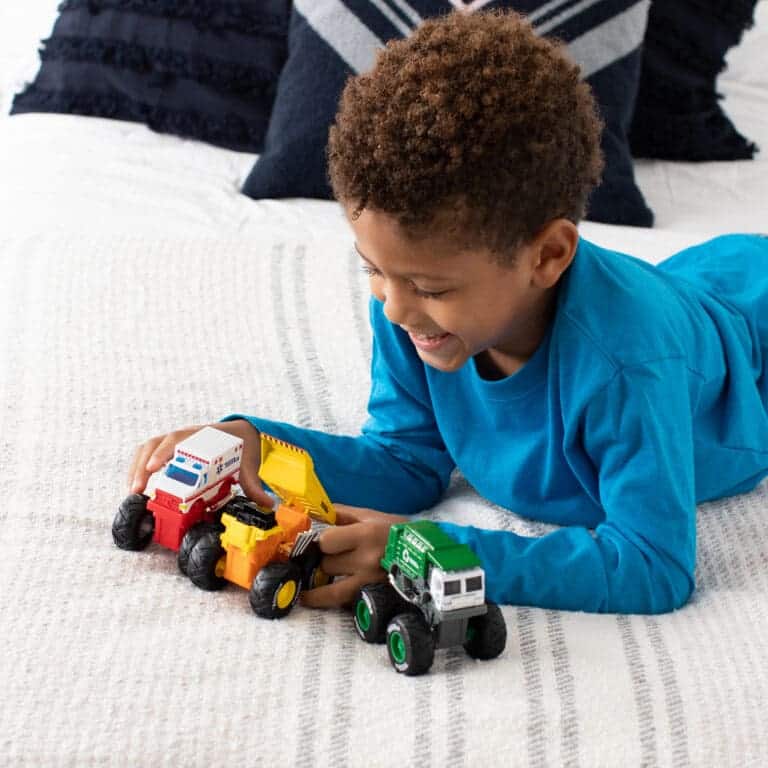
[{"xmin": 180, "ymin": 433, "xmax": 337, "ymax": 619}]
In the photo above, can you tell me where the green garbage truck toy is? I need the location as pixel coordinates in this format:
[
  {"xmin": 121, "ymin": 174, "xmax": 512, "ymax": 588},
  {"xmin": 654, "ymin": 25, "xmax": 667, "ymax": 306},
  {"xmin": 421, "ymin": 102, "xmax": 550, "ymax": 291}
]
[{"xmin": 353, "ymin": 520, "xmax": 506, "ymax": 676}]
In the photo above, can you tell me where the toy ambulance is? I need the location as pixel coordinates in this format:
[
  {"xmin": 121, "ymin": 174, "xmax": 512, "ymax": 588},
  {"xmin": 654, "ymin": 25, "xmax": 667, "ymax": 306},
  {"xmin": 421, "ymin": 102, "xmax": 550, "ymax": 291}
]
[{"xmin": 112, "ymin": 427, "xmax": 242, "ymax": 552}]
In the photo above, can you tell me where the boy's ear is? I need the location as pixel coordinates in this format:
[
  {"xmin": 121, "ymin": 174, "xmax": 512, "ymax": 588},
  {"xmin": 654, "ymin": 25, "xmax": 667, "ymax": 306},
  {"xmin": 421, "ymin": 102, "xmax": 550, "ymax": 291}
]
[{"xmin": 530, "ymin": 219, "xmax": 579, "ymax": 289}]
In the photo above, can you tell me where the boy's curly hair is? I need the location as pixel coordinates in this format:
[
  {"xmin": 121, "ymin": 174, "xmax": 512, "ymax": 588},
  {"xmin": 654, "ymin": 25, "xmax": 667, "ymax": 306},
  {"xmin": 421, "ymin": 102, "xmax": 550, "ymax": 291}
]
[{"xmin": 327, "ymin": 10, "xmax": 604, "ymax": 257}]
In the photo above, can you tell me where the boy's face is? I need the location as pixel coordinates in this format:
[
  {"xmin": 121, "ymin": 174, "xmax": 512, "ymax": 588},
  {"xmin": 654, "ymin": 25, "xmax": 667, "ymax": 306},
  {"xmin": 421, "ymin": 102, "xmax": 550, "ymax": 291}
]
[{"xmin": 348, "ymin": 207, "xmax": 563, "ymax": 377}]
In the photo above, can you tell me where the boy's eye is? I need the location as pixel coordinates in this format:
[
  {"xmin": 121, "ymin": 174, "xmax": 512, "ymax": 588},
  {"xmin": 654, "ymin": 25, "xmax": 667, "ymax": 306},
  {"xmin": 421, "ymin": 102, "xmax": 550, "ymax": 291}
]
[
  {"xmin": 359, "ymin": 263, "xmax": 448, "ymax": 299},
  {"xmin": 412, "ymin": 287, "xmax": 448, "ymax": 299}
]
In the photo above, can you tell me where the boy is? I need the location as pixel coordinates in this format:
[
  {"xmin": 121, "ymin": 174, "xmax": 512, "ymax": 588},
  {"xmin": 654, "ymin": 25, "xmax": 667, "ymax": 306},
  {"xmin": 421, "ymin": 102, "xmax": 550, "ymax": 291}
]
[{"xmin": 128, "ymin": 11, "xmax": 768, "ymax": 614}]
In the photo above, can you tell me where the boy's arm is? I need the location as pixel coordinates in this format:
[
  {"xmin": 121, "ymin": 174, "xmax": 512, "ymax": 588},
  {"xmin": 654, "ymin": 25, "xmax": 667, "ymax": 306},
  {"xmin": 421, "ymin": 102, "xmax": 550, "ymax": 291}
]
[
  {"xmin": 439, "ymin": 358, "xmax": 697, "ymax": 614},
  {"xmin": 222, "ymin": 298, "xmax": 455, "ymax": 514}
]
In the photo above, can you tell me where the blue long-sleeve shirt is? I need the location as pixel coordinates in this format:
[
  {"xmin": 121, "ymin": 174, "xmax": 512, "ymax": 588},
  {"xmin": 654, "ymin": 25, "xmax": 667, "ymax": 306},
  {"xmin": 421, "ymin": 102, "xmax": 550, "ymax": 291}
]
[{"xmin": 225, "ymin": 234, "xmax": 768, "ymax": 614}]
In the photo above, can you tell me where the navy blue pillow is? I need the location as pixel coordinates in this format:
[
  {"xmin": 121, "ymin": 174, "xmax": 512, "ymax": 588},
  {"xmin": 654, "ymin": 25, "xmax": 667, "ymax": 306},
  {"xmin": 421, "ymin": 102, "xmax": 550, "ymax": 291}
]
[
  {"xmin": 242, "ymin": 0, "xmax": 654, "ymax": 227},
  {"xmin": 629, "ymin": 0, "xmax": 759, "ymax": 162},
  {"xmin": 11, "ymin": 0, "xmax": 289, "ymax": 153}
]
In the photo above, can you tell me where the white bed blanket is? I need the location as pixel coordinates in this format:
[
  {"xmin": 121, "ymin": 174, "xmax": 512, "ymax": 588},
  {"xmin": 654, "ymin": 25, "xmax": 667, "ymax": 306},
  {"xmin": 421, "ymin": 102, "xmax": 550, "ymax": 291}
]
[
  {"xmin": 1, "ymin": 3, "xmax": 768, "ymax": 767},
  {"xmin": 1, "ymin": 228, "xmax": 768, "ymax": 767}
]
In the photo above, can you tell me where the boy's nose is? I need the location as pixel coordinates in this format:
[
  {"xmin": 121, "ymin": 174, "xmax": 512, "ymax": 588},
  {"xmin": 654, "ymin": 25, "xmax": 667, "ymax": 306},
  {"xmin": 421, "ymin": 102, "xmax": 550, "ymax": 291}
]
[{"xmin": 381, "ymin": 282, "xmax": 415, "ymax": 327}]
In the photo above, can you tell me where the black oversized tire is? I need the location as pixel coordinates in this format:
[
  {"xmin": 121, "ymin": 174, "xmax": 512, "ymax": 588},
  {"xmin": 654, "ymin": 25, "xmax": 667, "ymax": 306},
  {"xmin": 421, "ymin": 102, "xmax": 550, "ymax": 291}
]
[
  {"xmin": 112, "ymin": 494, "xmax": 154, "ymax": 551},
  {"xmin": 186, "ymin": 529, "xmax": 227, "ymax": 591},
  {"xmin": 294, "ymin": 542, "xmax": 331, "ymax": 591},
  {"xmin": 354, "ymin": 583, "xmax": 406, "ymax": 644},
  {"xmin": 464, "ymin": 603, "xmax": 507, "ymax": 660},
  {"xmin": 249, "ymin": 561, "xmax": 302, "ymax": 619},
  {"xmin": 386, "ymin": 613, "xmax": 435, "ymax": 676},
  {"xmin": 178, "ymin": 522, "xmax": 221, "ymax": 576}
]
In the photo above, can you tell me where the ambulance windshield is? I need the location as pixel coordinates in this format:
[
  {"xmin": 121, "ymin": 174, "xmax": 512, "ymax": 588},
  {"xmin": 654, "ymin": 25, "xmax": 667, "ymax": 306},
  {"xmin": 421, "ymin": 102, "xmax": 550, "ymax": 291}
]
[{"xmin": 165, "ymin": 463, "xmax": 200, "ymax": 487}]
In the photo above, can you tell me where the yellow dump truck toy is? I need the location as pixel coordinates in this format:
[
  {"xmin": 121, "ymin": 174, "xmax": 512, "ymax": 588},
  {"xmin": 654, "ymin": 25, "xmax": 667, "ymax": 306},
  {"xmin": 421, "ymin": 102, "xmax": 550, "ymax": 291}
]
[{"xmin": 180, "ymin": 432, "xmax": 336, "ymax": 619}]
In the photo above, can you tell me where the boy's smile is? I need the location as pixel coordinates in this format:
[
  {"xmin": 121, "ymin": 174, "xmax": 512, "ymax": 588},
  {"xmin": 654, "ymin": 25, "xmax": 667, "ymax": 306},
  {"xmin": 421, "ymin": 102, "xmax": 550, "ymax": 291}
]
[{"xmin": 347, "ymin": 207, "xmax": 577, "ymax": 378}]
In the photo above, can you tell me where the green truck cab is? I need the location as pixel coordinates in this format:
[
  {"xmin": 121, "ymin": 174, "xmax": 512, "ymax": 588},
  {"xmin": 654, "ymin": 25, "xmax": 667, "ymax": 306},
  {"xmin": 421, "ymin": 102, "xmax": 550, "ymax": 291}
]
[{"xmin": 354, "ymin": 520, "xmax": 506, "ymax": 676}]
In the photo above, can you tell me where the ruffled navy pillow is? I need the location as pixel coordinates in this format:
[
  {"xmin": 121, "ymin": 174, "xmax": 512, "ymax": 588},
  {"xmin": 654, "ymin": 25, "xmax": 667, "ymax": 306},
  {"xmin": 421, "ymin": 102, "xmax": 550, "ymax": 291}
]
[
  {"xmin": 629, "ymin": 0, "xmax": 759, "ymax": 162},
  {"xmin": 242, "ymin": 0, "xmax": 654, "ymax": 227},
  {"xmin": 11, "ymin": 0, "xmax": 289, "ymax": 153}
]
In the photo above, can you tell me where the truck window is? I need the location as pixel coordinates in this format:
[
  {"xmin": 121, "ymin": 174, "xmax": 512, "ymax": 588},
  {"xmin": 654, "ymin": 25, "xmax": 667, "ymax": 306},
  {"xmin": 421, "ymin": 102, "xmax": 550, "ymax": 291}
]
[
  {"xmin": 165, "ymin": 464, "xmax": 200, "ymax": 487},
  {"xmin": 466, "ymin": 575, "xmax": 483, "ymax": 592},
  {"xmin": 444, "ymin": 580, "xmax": 461, "ymax": 596}
]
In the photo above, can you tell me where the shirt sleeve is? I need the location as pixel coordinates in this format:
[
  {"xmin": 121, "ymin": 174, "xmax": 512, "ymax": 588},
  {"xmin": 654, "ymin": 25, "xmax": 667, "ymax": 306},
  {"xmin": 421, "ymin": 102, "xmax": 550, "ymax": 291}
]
[
  {"xmin": 438, "ymin": 357, "xmax": 698, "ymax": 614},
  {"xmin": 222, "ymin": 298, "xmax": 455, "ymax": 514}
]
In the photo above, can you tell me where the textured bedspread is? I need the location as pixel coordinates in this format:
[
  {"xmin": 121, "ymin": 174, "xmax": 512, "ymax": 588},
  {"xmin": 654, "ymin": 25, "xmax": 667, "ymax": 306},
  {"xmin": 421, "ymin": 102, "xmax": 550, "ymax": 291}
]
[{"xmin": 1, "ymin": 229, "xmax": 767, "ymax": 766}]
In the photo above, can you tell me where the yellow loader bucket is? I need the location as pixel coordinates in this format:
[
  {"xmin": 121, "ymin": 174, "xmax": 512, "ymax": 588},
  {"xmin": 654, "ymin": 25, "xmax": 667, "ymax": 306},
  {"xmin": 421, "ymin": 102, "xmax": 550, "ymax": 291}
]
[{"xmin": 258, "ymin": 434, "xmax": 336, "ymax": 524}]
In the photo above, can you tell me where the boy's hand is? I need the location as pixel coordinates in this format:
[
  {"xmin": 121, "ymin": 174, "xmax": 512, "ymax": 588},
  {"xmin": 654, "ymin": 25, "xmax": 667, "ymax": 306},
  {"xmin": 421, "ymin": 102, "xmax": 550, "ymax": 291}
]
[
  {"xmin": 127, "ymin": 419, "xmax": 274, "ymax": 508},
  {"xmin": 300, "ymin": 504, "xmax": 408, "ymax": 608}
]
